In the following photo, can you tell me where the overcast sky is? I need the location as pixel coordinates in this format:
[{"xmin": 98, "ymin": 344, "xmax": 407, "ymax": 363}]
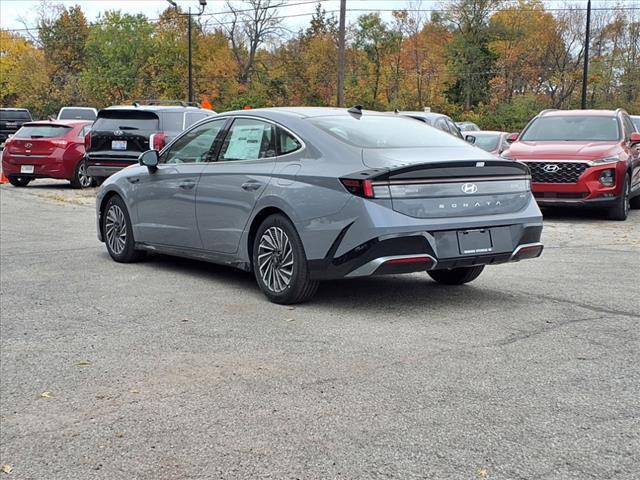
[{"xmin": 1, "ymin": 0, "xmax": 633, "ymax": 34}]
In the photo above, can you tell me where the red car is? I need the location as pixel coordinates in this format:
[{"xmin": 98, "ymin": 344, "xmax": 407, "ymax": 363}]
[
  {"xmin": 502, "ymin": 109, "xmax": 640, "ymax": 220},
  {"xmin": 1, "ymin": 120, "xmax": 95, "ymax": 188}
]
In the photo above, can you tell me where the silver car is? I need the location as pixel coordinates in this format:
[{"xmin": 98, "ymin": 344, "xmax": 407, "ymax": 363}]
[{"xmin": 96, "ymin": 107, "xmax": 543, "ymax": 304}]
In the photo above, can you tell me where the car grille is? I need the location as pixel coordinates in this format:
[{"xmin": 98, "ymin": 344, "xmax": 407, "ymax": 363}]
[{"xmin": 524, "ymin": 161, "xmax": 589, "ymax": 183}]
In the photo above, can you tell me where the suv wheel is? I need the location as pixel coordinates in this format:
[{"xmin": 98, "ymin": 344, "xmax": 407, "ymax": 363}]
[
  {"xmin": 252, "ymin": 214, "xmax": 319, "ymax": 304},
  {"xmin": 102, "ymin": 195, "xmax": 145, "ymax": 263},
  {"xmin": 428, "ymin": 265, "xmax": 485, "ymax": 285},
  {"xmin": 8, "ymin": 176, "xmax": 31, "ymax": 187},
  {"xmin": 70, "ymin": 160, "xmax": 95, "ymax": 189},
  {"xmin": 607, "ymin": 173, "xmax": 630, "ymax": 221}
]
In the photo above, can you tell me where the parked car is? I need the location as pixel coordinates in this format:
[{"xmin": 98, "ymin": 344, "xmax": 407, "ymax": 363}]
[
  {"xmin": 96, "ymin": 107, "xmax": 543, "ymax": 304},
  {"xmin": 631, "ymin": 115, "xmax": 640, "ymax": 132},
  {"xmin": 466, "ymin": 131, "xmax": 511, "ymax": 156},
  {"xmin": 85, "ymin": 101, "xmax": 216, "ymax": 179},
  {"xmin": 395, "ymin": 111, "xmax": 465, "ymax": 139},
  {"xmin": 456, "ymin": 121, "xmax": 481, "ymax": 132},
  {"xmin": 501, "ymin": 109, "xmax": 640, "ymax": 220},
  {"xmin": 57, "ymin": 106, "xmax": 98, "ymax": 121},
  {"xmin": 1, "ymin": 120, "xmax": 95, "ymax": 188},
  {"xmin": 0, "ymin": 108, "xmax": 33, "ymax": 145}
]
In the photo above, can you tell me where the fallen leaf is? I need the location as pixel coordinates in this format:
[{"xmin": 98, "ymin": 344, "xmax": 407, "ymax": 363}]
[
  {"xmin": 1, "ymin": 464, "xmax": 13, "ymax": 474},
  {"xmin": 40, "ymin": 391, "xmax": 52, "ymax": 398},
  {"xmin": 285, "ymin": 318, "xmax": 294, "ymax": 322},
  {"xmin": 478, "ymin": 468, "xmax": 489, "ymax": 478},
  {"xmin": 77, "ymin": 359, "xmax": 91, "ymax": 366},
  {"xmin": 130, "ymin": 389, "xmax": 140, "ymax": 394},
  {"xmin": 181, "ymin": 318, "xmax": 189, "ymax": 322},
  {"xmin": 286, "ymin": 306, "xmax": 295, "ymax": 311},
  {"xmin": 115, "ymin": 432, "xmax": 124, "ymax": 438}
]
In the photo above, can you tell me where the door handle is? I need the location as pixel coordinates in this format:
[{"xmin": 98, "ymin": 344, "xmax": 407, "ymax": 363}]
[
  {"xmin": 179, "ymin": 179, "xmax": 197, "ymax": 190},
  {"xmin": 127, "ymin": 177, "xmax": 140, "ymax": 184},
  {"xmin": 241, "ymin": 181, "xmax": 262, "ymax": 191}
]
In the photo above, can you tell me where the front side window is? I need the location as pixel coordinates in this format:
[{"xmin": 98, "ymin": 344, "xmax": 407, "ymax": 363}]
[
  {"xmin": 632, "ymin": 117, "xmax": 640, "ymax": 132},
  {"xmin": 446, "ymin": 119, "xmax": 464, "ymax": 139},
  {"xmin": 520, "ymin": 116, "xmax": 621, "ymax": 142},
  {"xmin": 219, "ymin": 118, "xmax": 275, "ymax": 161},
  {"xmin": 162, "ymin": 119, "xmax": 226, "ymax": 164}
]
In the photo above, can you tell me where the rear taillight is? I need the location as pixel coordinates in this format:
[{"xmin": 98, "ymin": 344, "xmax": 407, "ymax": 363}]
[
  {"xmin": 50, "ymin": 139, "xmax": 68, "ymax": 148},
  {"xmin": 84, "ymin": 131, "xmax": 91, "ymax": 150},
  {"xmin": 150, "ymin": 132, "xmax": 167, "ymax": 151},
  {"xmin": 340, "ymin": 178, "xmax": 375, "ymax": 198}
]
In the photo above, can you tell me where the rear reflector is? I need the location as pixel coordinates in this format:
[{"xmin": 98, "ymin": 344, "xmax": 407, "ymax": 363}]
[{"xmin": 384, "ymin": 256, "xmax": 434, "ymax": 265}]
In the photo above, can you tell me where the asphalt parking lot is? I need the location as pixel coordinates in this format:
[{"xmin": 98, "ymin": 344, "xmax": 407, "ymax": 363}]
[{"xmin": 1, "ymin": 179, "xmax": 639, "ymax": 480}]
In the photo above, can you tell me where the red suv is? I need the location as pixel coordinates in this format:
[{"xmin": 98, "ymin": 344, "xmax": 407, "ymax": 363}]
[
  {"xmin": 1, "ymin": 120, "xmax": 95, "ymax": 188},
  {"xmin": 502, "ymin": 109, "xmax": 640, "ymax": 220}
]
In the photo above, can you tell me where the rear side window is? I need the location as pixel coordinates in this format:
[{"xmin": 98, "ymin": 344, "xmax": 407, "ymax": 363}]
[
  {"xmin": 161, "ymin": 112, "xmax": 184, "ymax": 132},
  {"xmin": 276, "ymin": 126, "xmax": 301, "ymax": 155},
  {"xmin": 93, "ymin": 111, "xmax": 159, "ymax": 131},
  {"xmin": 14, "ymin": 125, "xmax": 72, "ymax": 139},
  {"xmin": 219, "ymin": 119, "xmax": 275, "ymax": 161},
  {"xmin": 632, "ymin": 117, "xmax": 640, "ymax": 132},
  {"xmin": 59, "ymin": 109, "xmax": 96, "ymax": 120},
  {"xmin": 0, "ymin": 110, "xmax": 31, "ymax": 121},
  {"xmin": 185, "ymin": 112, "xmax": 209, "ymax": 127}
]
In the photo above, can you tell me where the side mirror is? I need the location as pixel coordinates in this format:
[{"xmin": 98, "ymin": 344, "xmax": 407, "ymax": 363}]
[
  {"xmin": 139, "ymin": 150, "xmax": 159, "ymax": 171},
  {"xmin": 465, "ymin": 135, "xmax": 476, "ymax": 144},
  {"xmin": 630, "ymin": 132, "xmax": 640, "ymax": 146},
  {"xmin": 506, "ymin": 132, "xmax": 519, "ymax": 144}
]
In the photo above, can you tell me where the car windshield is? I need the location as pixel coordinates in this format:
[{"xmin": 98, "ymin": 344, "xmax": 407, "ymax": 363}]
[
  {"xmin": 59, "ymin": 108, "xmax": 96, "ymax": 120},
  {"xmin": 14, "ymin": 124, "xmax": 72, "ymax": 138},
  {"xmin": 632, "ymin": 117, "xmax": 640, "ymax": 132},
  {"xmin": 473, "ymin": 134, "xmax": 500, "ymax": 152},
  {"xmin": 520, "ymin": 116, "xmax": 620, "ymax": 141},
  {"xmin": 93, "ymin": 111, "xmax": 159, "ymax": 131},
  {"xmin": 309, "ymin": 115, "xmax": 464, "ymax": 148}
]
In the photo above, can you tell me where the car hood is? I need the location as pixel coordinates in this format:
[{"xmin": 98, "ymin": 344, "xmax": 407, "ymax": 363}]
[
  {"xmin": 507, "ymin": 141, "xmax": 620, "ymax": 160},
  {"xmin": 361, "ymin": 146, "xmax": 495, "ymax": 169}
]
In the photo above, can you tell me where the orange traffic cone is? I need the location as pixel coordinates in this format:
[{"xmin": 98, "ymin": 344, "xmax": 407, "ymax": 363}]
[{"xmin": 0, "ymin": 172, "xmax": 8, "ymax": 184}]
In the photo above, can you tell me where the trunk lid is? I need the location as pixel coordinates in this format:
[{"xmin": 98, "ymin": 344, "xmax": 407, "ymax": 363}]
[
  {"xmin": 361, "ymin": 150, "xmax": 531, "ymax": 218},
  {"xmin": 7, "ymin": 124, "xmax": 72, "ymax": 162},
  {"xmin": 88, "ymin": 110, "xmax": 159, "ymax": 160}
]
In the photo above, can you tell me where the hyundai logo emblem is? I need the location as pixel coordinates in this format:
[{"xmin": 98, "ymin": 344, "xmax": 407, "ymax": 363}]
[
  {"xmin": 543, "ymin": 164, "xmax": 560, "ymax": 173},
  {"xmin": 461, "ymin": 183, "xmax": 478, "ymax": 194},
  {"xmin": 113, "ymin": 130, "xmax": 124, "ymax": 136},
  {"xmin": 25, "ymin": 143, "xmax": 32, "ymax": 149}
]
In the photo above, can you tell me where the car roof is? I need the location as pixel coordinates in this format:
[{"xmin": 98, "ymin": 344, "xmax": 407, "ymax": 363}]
[
  {"xmin": 102, "ymin": 105, "xmax": 214, "ymax": 113},
  {"xmin": 60, "ymin": 106, "xmax": 96, "ymax": 110},
  {"xmin": 0, "ymin": 108, "xmax": 30, "ymax": 111},
  {"xmin": 216, "ymin": 107, "xmax": 404, "ymax": 120},
  {"xmin": 395, "ymin": 111, "xmax": 449, "ymax": 120},
  {"xmin": 25, "ymin": 120, "xmax": 92, "ymax": 126},
  {"xmin": 473, "ymin": 130, "xmax": 508, "ymax": 135},
  {"xmin": 539, "ymin": 109, "xmax": 620, "ymax": 117}
]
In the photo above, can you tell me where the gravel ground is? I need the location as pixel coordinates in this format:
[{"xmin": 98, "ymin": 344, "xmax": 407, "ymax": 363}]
[{"xmin": 1, "ymin": 179, "xmax": 639, "ymax": 480}]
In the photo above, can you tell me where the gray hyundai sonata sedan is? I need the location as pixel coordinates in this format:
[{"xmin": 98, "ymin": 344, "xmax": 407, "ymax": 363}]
[{"xmin": 96, "ymin": 107, "xmax": 543, "ymax": 304}]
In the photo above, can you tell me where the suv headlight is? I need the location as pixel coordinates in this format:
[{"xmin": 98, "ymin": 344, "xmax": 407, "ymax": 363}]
[{"xmin": 592, "ymin": 156, "xmax": 619, "ymax": 165}]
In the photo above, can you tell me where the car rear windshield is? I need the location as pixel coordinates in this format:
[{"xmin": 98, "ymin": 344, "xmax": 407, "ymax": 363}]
[
  {"xmin": 0, "ymin": 110, "xmax": 31, "ymax": 121},
  {"xmin": 14, "ymin": 124, "xmax": 72, "ymax": 139},
  {"xmin": 473, "ymin": 134, "xmax": 500, "ymax": 152},
  {"xmin": 309, "ymin": 115, "xmax": 464, "ymax": 148},
  {"xmin": 520, "ymin": 116, "xmax": 620, "ymax": 141},
  {"xmin": 93, "ymin": 110, "xmax": 159, "ymax": 131},
  {"xmin": 59, "ymin": 108, "xmax": 96, "ymax": 120}
]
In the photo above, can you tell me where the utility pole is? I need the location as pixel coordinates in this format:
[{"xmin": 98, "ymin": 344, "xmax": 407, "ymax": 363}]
[
  {"xmin": 337, "ymin": 0, "xmax": 346, "ymax": 107},
  {"xmin": 581, "ymin": 0, "xmax": 591, "ymax": 109},
  {"xmin": 167, "ymin": 0, "xmax": 207, "ymax": 104}
]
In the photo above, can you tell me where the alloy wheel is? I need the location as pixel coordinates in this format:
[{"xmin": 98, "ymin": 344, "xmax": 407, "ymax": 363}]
[
  {"xmin": 257, "ymin": 226, "xmax": 294, "ymax": 293},
  {"xmin": 78, "ymin": 162, "xmax": 92, "ymax": 188},
  {"xmin": 105, "ymin": 204, "xmax": 127, "ymax": 255}
]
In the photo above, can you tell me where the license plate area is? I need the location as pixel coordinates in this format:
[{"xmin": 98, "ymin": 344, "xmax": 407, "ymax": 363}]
[
  {"xmin": 112, "ymin": 140, "xmax": 127, "ymax": 151},
  {"xmin": 20, "ymin": 165, "xmax": 34, "ymax": 174},
  {"xmin": 457, "ymin": 229, "xmax": 493, "ymax": 255}
]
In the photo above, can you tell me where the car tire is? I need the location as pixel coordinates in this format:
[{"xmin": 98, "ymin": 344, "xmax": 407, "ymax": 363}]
[
  {"xmin": 8, "ymin": 176, "xmax": 31, "ymax": 187},
  {"xmin": 70, "ymin": 160, "xmax": 96, "ymax": 189},
  {"xmin": 252, "ymin": 214, "xmax": 319, "ymax": 304},
  {"xmin": 102, "ymin": 195, "xmax": 145, "ymax": 263},
  {"xmin": 428, "ymin": 265, "xmax": 485, "ymax": 285},
  {"xmin": 606, "ymin": 173, "xmax": 630, "ymax": 221},
  {"xmin": 630, "ymin": 190, "xmax": 640, "ymax": 209}
]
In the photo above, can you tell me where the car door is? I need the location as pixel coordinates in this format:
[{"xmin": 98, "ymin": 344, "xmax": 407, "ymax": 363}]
[
  {"xmin": 622, "ymin": 115, "xmax": 640, "ymax": 191},
  {"xmin": 196, "ymin": 117, "xmax": 277, "ymax": 254},
  {"xmin": 134, "ymin": 118, "xmax": 227, "ymax": 249}
]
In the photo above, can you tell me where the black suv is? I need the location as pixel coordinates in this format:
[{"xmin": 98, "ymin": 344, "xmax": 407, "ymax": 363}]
[
  {"xmin": 85, "ymin": 101, "xmax": 216, "ymax": 179},
  {"xmin": 1, "ymin": 108, "xmax": 33, "ymax": 145}
]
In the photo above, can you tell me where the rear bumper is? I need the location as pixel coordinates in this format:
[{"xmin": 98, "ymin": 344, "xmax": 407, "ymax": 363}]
[
  {"xmin": 1, "ymin": 157, "xmax": 73, "ymax": 180},
  {"xmin": 535, "ymin": 195, "xmax": 619, "ymax": 208},
  {"xmin": 307, "ymin": 223, "xmax": 543, "ymax": 280}
]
